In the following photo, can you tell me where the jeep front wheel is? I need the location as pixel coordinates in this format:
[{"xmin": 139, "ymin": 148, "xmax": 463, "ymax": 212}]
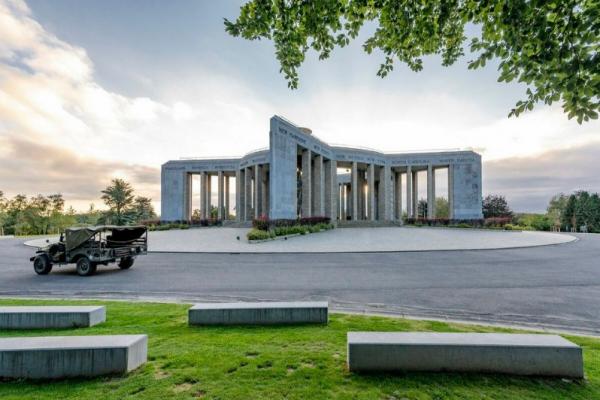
[
  {"xmin": 76, "ymin": 257, "xmax": 96, "ymax": 277},
  {"xmin": 118, "ymin": 257, "xmax": 134, "ymax": 269},
  {"xmin": 33, "ymin": 255, "xmax": 52, "ymax": 275}
]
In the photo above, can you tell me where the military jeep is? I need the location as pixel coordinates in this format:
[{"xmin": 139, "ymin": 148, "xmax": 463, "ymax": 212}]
[{"xmin": 30, "ymin": 225, "xmax": 148, "ymax": 276}]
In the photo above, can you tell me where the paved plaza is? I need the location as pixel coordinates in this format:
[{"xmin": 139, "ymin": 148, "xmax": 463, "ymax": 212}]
[
  {"xmin": 4, "ymin": 232, "xmax": 600, "ymax": 335},
  {"xmin": 23, "ymin": 227, "xmax": 575, "ymax": 253},
  {"xmin": 149, "ymin": 227, "xmax": 575, "ymax": 253},
  {"xmin": 25, "ymin": 227, "xmax": 576, "ymax": 253}
]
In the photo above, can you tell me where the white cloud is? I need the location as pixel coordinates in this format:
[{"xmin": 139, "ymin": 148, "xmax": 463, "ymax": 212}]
[
  {"xmin": 0, "ymin": 0, "xmax": 198, "ymax": 164},
  {"xmin": 276, "ymin": 88, "xmax": 600, "ymax": 161},
  {"xmin": 485, "ymin": 141, "xmax": 600, "ymax": 212}
]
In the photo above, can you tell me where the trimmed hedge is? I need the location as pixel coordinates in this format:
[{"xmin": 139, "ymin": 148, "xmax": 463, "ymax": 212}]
[
  {"xmin": 247, "ymin": 229, "xmax": 275, "ymax": 240},
  {"xmin": 484, "ymin": 217, "xmax": 512, "ymax": 228},
  {"xmin": 143, "ymin": 219, "xmax": 223, "ymax": 228},
  {"xmin": 252, "ymin": 216, "xmax": 331, "ymax": 231},
  {"xmin": 248, "ymin": 222, "xmax": 334, "ymax": 241},
  {"xmin": 148, "ymin": 223, "xmax": 189, "ymax": 231},
  {"xmin": 404, "ymin": 218, "xmax": 485, "ymax": 227}
]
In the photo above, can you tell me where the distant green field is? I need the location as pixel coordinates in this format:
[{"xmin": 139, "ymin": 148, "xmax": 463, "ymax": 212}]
[{"xmin": 0, "ymin": 299, "xmax": 598, "ymax": 400}]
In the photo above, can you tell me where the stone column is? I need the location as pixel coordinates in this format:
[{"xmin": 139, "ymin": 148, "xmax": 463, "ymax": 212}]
[
  {"xmin": 406, "ymin": 166, "xmax": 413, "ymax": 219},
  {"xmin": 217, "ymin": 171, "xmax": 224, "ymax": 220},
  {"xmin": 395, "ymin": 171, "xmax": 403, "ymax": 221},
  {"xmin": 357, "ymin": 169, "xmax": 365, "ymax": 219},
  {"xmin": 351, "ymin": 162, "xmax": 358, "ymax": 221},
  {"xmin": 261, "ymin": 169, "xmax": 269, "ymax": 216},
  {"xmin": 412, "ymin": 169, "xmax": 419, "ymax": 218},
  {"xmin": 338, "ymin": 184, "xmax": 344, "ymax": 220},
  {"xmin": 379, "ymin": 165, "xmax": 392, "ymax": 221},
  {"xmin": 200, "ymin": 172, "xmax": 208, "ymax": 219},
  {"xmin": 427, "ymin": 164, "xmax": 435, "ymax": 219},
  {"xmin": 225, "ymin": 175, "xmax": 230, "ymax": 220},
  {"xmin": 235, "ymin": 170, "xmax": 243, "ymax": 221},
  {"xmin": 367, "ymin": 164, "xmax": 376, "ymax": 221},
  {"xmin": 208, "ymin": 174, "xmax": 213, "ymax": 218},
  {"xmin": 301, "ymin": 149, "xmax": 312, "ymax": 217},
  {"xmin": 244, "ymin": 167, "xmax": 252, "ymax": 221},
  {"xmin": 254, "ymin": 164, "xmax": 262, "ymax": 219},
  {"xmin": 448, "ymin": 164, "xmax": 454, "ymax": 220},
  {"xmin": 313, "ymin": 155, "xmax": 324, "ymax": 216},
  {"xmin": 324, "ymin": 159, "xmax": 337, "ymax": 221},
  {"xmin": 184, "ymin": 173, "xmax": 192, "ymax": 221},
  {"xmin": 347, "ymin": 184, "xmax": 353, "ymax": 220}
]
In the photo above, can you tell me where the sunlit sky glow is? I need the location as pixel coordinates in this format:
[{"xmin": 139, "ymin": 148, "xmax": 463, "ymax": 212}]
[{"xmin": 0, "ymin": 0, "xmax": 598, "ymax": 213}]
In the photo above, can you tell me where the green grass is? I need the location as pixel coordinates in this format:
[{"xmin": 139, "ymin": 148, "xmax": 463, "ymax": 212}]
[{"xmin": 0, "ymin": 299, "xmax": 598, "ymax": 400}]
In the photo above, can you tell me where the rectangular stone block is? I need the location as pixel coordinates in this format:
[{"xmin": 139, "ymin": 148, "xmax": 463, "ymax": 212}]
[
  {"xmin": 347, "ymin": 332, "xmax": 583, "ymax": 378},
  {"xmin": 0, "ymin": 306, "xmax": 106, "ymax": 329},
  {"xmin": 189, "ymin": 302, "xmax": 328, "ymax": 325},
  {"xmin": 0, "ymin": 334, "xmax": 147, "ymax": 379}
]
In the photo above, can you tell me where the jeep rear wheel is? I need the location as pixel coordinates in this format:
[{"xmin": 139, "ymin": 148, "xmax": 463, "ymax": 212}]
[
  {"xmin": 76, "ymin": 257, "xmax": 96, "ymax": 277},
  {"xmin": 33, "ymin": 255, "xmax": 52, "ymax": 275},
  {"xmin": 118, "ymin": 257, "xmax": 134, "ymax": 269}
]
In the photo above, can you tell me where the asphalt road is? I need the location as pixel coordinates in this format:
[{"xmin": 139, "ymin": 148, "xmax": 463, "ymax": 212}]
[{"xmin": 1, "ymin": 234, "xmax": 599, "ymax": 335}]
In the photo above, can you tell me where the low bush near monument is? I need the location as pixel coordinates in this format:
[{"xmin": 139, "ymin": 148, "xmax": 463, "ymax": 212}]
[
  {"xmin": 247, "ymin": 222, "xmax": 334, "ymax": 241},
  {"xmin": 0, "ymin": 298, "xmax": 598, "ymax": 400},
  {"xmin": 143, "ymin": 219, "xmax": 223, "ymax": 231},
  {"xmin": 484, "ymin": 217, "xmax": 512, "ymax": 228},
  {"xmin": 252, "ymin": 216, "xmax": 331, "ymax": 231},
  {"xmin": 404, "ymin": 218, "xmax": 485, "ymax": 227},
  {"xmin": 247, "ymin": 229, "xmax": 275, "ymax": 240}
]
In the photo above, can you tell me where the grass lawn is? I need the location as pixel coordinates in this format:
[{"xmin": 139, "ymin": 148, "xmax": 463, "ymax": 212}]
[{"xmin": 0, "ymin": 299, "xmax": 598, "ymax": 400}]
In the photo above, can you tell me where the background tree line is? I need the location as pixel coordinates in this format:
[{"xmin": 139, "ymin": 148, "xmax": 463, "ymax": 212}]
[
  {"xmin": 482, "ymin": 191, "xmax": 600, "ymax": 233},
  {"xmin": 0, "ymin": 179, "xmax": 156, "ymax": 236},
  {"xmin": 412, "ymin": 191, "xmax": 600, "ymax": 233}
]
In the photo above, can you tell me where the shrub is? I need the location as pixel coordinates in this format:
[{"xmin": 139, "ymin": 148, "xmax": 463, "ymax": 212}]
[
  {"xmin": 405, "ymin": 218, "xmax": 484, "ymax": 228},
  {"xmin": 484, "ymin": 217, "xmax": 512, "ymax": 228},
  {"xmin": 140, "ymin": 219, "xmax": 161, "ymax": 226},
  {"xmin": 190, "ymin": 218, "xmax": 222, "ymax": 227},
  {"xmin": 247, "ymin": 229, "xmax": 275, "ymax": 241},
  {"xmin": 252, "ymin": 216, "xmax": 331, "ymax": 231},
  {"xmin": 248, "ymin": 222, "xmax": 333, "ymax": 241},
  {"xmin": 298, "ymin": 216, "xmax": 331, "ymax": 226},
  {"xmin": 252, "ymin": 215, "xmax": 270, "ymax": 231},
  {"xmin": 529, "ymin": 215, "xmax": 553, "ymax": 231}
]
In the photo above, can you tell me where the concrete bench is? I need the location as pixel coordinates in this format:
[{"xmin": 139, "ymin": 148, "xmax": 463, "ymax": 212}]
[
  {"xmin": 347, "ymin": 332, "xmax": 583, "ymax": 378},
  {"xmin": 189, "ymin": 302, "xmax": 328, "ymax": 325},
  {"xmin": 0, "ymin": 306, "xmax": 106, "ymax": 329},
  {"xmin": 0, "ymin": 335, "xmax": 147, "ymax": 379}
]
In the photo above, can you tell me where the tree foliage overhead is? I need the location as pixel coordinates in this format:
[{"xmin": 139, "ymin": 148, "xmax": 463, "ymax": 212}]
[{"xmin": 225, "ymin": 0, "xmax": 600, "ymax": 123}]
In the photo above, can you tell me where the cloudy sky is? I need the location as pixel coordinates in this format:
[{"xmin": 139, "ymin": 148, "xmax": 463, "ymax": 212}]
[{"xmin": 1, "ymin": 0, "xmax": 598, "ymax": 213}]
